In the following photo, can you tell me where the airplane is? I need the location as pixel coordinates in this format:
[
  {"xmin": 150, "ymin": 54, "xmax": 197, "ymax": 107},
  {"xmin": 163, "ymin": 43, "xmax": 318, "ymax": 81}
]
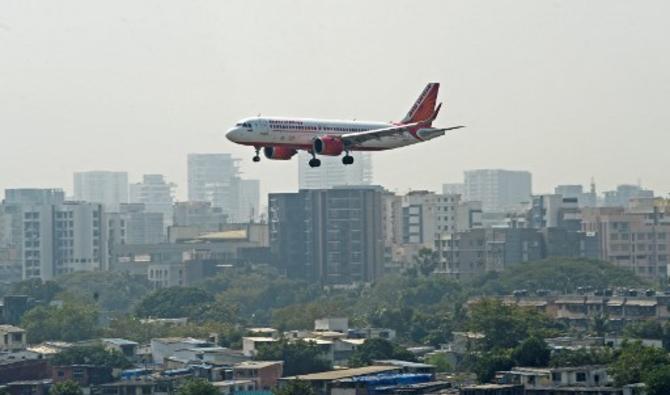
[{"xmin": 225, "ymin": 82, "xmax": 464, "ymax": 168}]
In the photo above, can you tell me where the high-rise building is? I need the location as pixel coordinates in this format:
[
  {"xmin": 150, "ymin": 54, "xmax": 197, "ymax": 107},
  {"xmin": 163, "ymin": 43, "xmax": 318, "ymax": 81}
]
[
  {"xmin": 130, "ymin": 175, "xmax": 176, "ymax": 230},
  {"xmin": 73, "ymin": 171, "xmax": 128, "ymax": 211},
  {"xmin": 187, "ymin": 153, "xmax": 258, "ymax": 223},
  {"xmin": 442, "ymin": 183, "xmax": 465, "ymax": 195},
  {"xmin": 602, "ymin": 184, "xmax": 654, "ymax": 208},
  {"xmin": 172, "ymin": 202, "xmax": 227, "ymax": 231},
  {"xmin": 2, "ymin": 189, "xmax": 67, "ymax": 282},
  {"xmin": 106, "ymin": 204, "xmax": 165, "ymax": 246},
  {"xmin": 187, "ymin": 153, "xmax": 239, "ymax": 202},
  {"xmin": 464, "ymin": 169, "xmax": 532, "ymax": 212},
  {"xmin": 554, "ymin": 184, "xmax": 597, "ymax": 208},
  {"xmin": 269, "ymin": 186, "xmax": 384, "ymax": 285},
  {"xmin": 298, "ymin": 151, "xmax": 372, "ymax": 189},
  {"xmin": 22, "ymin": 201, "xmax": 106, "ymax": 280},
  {"xmin": 236, "ymin": 179, "xmax": 260, "ymax": 223},
  {"xmin": 582, "ymin": 206, "xmax": 670, "ymax": 281}
]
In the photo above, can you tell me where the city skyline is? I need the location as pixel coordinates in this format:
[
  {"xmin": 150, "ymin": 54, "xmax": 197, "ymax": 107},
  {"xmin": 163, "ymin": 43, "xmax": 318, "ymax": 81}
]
[{"xmin": 1, "ymin": 1, "xmax": 669, "ymax": 200}]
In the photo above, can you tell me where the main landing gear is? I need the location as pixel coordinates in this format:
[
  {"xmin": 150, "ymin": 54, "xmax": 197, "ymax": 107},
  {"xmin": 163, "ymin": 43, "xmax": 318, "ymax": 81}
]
[
  {"xmin": 252, "ymin": 147, "xmax": 261, "ymax": 162},
  {"xmin": 308, "ymin": 150, "xmax": 321, "ymax": 168},
  {"xmin": 342, "ymin": 153, "xmax": 354, "ymax": 165}
]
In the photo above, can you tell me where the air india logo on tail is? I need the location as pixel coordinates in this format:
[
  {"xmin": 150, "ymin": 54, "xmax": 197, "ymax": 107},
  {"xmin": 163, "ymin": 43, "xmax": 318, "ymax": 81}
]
[{"xmin": 402, "ymin": 82, "xmax": 440, "ymax": 125}]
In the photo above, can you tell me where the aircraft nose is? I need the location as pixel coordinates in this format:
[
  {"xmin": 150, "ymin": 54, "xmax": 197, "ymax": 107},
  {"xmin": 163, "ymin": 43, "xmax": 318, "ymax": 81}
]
[{"xmin": 225, "ymin": 127, "xmax": 238, "ymax": 142}]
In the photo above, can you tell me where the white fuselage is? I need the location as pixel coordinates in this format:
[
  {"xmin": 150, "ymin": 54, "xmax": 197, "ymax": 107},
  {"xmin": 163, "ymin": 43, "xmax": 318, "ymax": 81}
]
[{"xmin": 226, "ymin": 116, "xmax": 420, "ymax": 151}]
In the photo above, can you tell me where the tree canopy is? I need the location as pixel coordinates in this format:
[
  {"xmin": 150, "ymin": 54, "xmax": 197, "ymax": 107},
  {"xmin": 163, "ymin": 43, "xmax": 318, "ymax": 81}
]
[
  {"xmin": 255, "ymin": 340, "xmax": 331, "ymax": 376},
  {"xmin": 177, "ymin": 378, "xmax": 218, "ymax": 395},
  {"xmin": 50, "ymin": 381, "xmax": 83, "ymax": 395},
  {"xmin": 52, "ymin": 345, "xmax": 132, "ymax": 370},
  {"xmin": 21, "ymin": 302, "xmax": 99, "ymax": 343},
  {"xmin": 134, "ymin": 287, "xmax": 215, "ymax": 319},
  {"xmin": 348, "ymin": 338, "xmax": 416, "ymax": 367}
]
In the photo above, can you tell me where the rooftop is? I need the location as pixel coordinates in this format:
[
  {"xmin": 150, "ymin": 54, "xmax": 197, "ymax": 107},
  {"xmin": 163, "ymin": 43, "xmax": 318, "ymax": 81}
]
[
  {"xmin": 373, "ymin": 360, "xmax": 436, "ymax": 369},
  {"xmin": 234, "ymin": 361, "xmax": 283, "ymax": 369},
  {"xmin": 0, "ymin": 325, "xmax": 25, "ymax": 333},
  {"xmin": 102, "ymin": 338, "xmax": 139, "ymax": 346},
  {"xmin": 282, "ymin": 365, "xmax": 400, "ymax": 381}
]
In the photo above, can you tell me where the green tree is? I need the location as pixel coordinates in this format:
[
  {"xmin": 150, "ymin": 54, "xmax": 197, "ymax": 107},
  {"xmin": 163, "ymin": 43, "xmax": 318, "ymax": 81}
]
[
  {"xmin": 56, "ymin": 271, "xmax": 151, "ymax": 313},
  {"xmin": 424, "ymin": 353, "xmax": 452, "ymax": 372},
  {"xmin": 623, "ymin": 321, "xmax": 664, "ymax": 339},
  {"xmin": 50, "ymin": 380, "xmax": 83, "ymax": 395},
  {"xmin": 52, "ymin": 345, "xmax": 132, "ymax": 370},
  {"xmin": 21, "ymin": 303, "xmax": 99, "ymax": 343},
  {"xmin": 9, "ymin": 278, "xmax": 62, "ymax": 303},
  {"xmin": 177, "ymin": 378, "xmax": 218, "ymax": 395},
  {"xmin": 255, "ymin": 340, "xmax": 331, "ymax": 376},
  {"xmin": 467, "ymin": 299, "xmax": 556, "ymax": 351},
  {"xmin": 549, "ymin": 348, "xmax": 614, "ymax": 368},
  {"xmin": 511, "ymin": 337, "xmax": 550, "ymax": 367},
  {"xmin": 609, "ymin": 341, "xmax": 670, "ymax": 387},
  {"xmin": 273, "ymin": 380, "xmax": 315, "ymax": 395},
  {"xmin": 644, "ymin": 365, "xmax": 670, "ymax": 395},
  {"xmin": 134, "ymin": 287, "xmax": 214, "ymax": 319},
  {"xmin": 414, "ymin": 248, "xmax": 439, "ymax": 277},
  {"xmin": 348, "ymin": 338, "xmax": 416, "ymax": 367},
  {"xmin": 474, "ymin": 350, "xmax": 514, "ymax": 383}
]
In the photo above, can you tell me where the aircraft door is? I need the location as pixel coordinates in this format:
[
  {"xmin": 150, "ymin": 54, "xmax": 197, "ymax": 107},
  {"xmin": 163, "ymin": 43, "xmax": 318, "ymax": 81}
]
[{"xmin": 256, "ymin": 119, "xmax": 271, "ymax": 136}]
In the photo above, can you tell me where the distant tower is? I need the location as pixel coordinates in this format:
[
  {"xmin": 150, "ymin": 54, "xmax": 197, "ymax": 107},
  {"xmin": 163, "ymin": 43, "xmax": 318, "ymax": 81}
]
[{"xmin": 590, "ymin": 177, "xmax": 596, "ymax": 195}]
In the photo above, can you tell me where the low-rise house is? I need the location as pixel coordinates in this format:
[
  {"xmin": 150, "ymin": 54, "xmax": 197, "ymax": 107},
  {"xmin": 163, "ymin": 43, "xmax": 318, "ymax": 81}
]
[
  {"xmin": 52, "ymin": 364, "xmax": 113, "ymax": 387},
  {"xmin": 0, "ymin": 351, "xmax": 49, "ymax": 385},
  {"xmin": 211, "ymin": 380, "xmax": 255, "ymax": 395},
  {"xmin": 232, "ymin": 361, "xmax": 283, "ymax": 391},
  {"xmin": 498, "ymin": 365, "xmax": 614, "ymax": 394},
  {"xmin": 459, "ymin": 384, "xmax": 524, "ymax": 395},
  {"xmin": 279, "ymin": 365, "xmax": 401, "ymax": 395},
  {"xmin": 373, "ymin": 360, "xmax": 436, "ymax": 376},
  {"xmin": 4, "ymin": 379, "xmax": 52, "ymax": 395},
  {"xmin": 172, "ymin": 347, "xmax": 249, "ymax": 366},
  {"xmin": 102, "ymin": 338, "xmax": 139, "ymax": 360},
  {"xmin": 150, "ymin": 338, "xmax": 212, "ymax": 365},
  {"xmin": 241, "ymin": 337, "xmax": 277, "ymax": 357},
  {"xmin": 97, "ymin": 374, "xmax": 190, "ymax": 395},
  {"xmin": 0, "ymin": 325, "xmax": 26, "ymax": 352}
]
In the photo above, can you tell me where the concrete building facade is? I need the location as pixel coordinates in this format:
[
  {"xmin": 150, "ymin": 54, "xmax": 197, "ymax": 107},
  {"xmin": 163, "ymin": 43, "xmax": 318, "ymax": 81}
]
[
  {"xmin": 73, "ymin": 171, "xmax": 128, "ymax": 211},
  {"xmin": 464, "ymin": 169, "xmax": 532, "ymax": 212}
]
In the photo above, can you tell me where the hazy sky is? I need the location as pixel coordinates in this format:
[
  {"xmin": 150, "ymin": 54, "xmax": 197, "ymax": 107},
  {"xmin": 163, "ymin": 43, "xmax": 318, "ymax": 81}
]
[{"xmin": 1, "ymin": 0, "xmax": 669, "ymax": 201}]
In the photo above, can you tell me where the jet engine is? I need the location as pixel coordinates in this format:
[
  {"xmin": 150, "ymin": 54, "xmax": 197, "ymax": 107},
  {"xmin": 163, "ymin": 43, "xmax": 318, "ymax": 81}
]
[
  {"xmin": 263, "ymin": 146, "xmax": 297, "ymax": 160},
  {"xmin": 313, "ymin": 135, "xmax": 344, "ymax": 156}
]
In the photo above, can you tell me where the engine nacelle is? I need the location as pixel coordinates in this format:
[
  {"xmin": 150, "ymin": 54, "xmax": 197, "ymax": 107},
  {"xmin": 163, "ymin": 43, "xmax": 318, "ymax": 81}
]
[
  {"xmin": 313, "ymin": 135, "xmax": 344, "ymax": 156},
  {"xmin": 263, "ymin": 146, "xmax": 297, "ymax": 160}
]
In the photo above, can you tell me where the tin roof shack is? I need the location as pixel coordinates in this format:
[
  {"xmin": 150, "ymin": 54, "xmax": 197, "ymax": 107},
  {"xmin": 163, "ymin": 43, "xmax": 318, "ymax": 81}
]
[
  {"xmin": 372, "ymin": 360, "xmax": 436, "ymax": 377},
  {"xmin": 232, "ymin": 361, "xmax": 283, "ymax": 391},
  {"xmin": 0, "ymin": 351, "xmax": 49, "ymax": 385},
  {"xmin": 279, "ymin": 365, "xmax": 401, "ymax": 395},
  {"xmin": 4, "ymin": 380, "xmax": 52, "ymax": 395},
  {"xmin": 52, "ymin": 364, "xmax": 114, "ymax": 387},
  {"xmin": 459, "ymin": 384, "xmax": 524, "ymax": 395},
  {"xmin": 331, "ymin": 373, "xmax": 437, "ymax": 395},
  {"xmin": 97, "ymin": 374, "xmax": 191, "ymax": 395},
  {"xmin": 150, "ymin": 338, "xmax": 212, "ymax": 365}
]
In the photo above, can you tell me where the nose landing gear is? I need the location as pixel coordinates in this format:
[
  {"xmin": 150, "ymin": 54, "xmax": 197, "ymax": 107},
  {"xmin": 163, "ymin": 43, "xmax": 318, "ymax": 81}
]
[
  {"xmin": 342, "ymin": 154, "xmax": 354, "ymax": 165},
  {"xmin": 252, "ymin": 147, "xmax": 261, "ymax": 162}
]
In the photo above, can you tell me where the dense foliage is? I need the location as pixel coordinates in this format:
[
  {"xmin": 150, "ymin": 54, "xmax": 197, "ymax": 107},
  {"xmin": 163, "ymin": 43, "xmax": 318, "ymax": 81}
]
[
  {"xmin": 52, "ymin": 345, "xmax": 132, "ymax": 370},
  {"xmin": 56, "ymin": 272, "xmax": 151, "ymax": 313},
  {"xmin": 273, "ymin": 380, "xmax": 316, "ymax": 395},
  {"xmin": 177, "ymin": 378, "xmax": 219, "ymax": 395},
  {"xmin": 134, "ymin": 287, "xmax": 215, "ymax": 318},
  {"xmin": 348, "ymin": 338, "xmax": 417, "ymax": 367},
  {"xmin": 468, "ymin": 258, "xmax": 650, "ymax": 295},
  {"xmin": 254, "ymin": 340, "xmax": 332, "ymax": 376},
  {"xmin": 21, "ymin": 302, "xmax": 99, "ymax": 343},
  {"xmin": 50, "ymin": 381, "xmax": 83, "ymax": 395}
]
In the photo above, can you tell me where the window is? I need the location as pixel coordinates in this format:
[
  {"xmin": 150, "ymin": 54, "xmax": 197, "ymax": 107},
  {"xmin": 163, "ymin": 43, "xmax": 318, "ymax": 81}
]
[{"xmin": 576, "ymin": 372, "xmax": 587, "ymax": 382}]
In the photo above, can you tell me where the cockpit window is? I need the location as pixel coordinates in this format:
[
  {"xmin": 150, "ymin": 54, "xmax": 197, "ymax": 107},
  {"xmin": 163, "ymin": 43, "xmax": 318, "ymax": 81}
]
[{"xmin": 235, "ymin": 122, "xmax": 252, "ymax": 128}]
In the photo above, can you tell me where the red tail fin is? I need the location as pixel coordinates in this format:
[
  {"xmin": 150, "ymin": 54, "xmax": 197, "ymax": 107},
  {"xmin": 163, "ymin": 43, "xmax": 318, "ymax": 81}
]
[{"xmin": 401, "ymin": 83, "xmax": 440, "ymax": 125}]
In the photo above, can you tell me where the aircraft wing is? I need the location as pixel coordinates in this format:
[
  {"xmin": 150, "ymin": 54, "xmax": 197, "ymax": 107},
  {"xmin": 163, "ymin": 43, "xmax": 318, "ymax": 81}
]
[{"xmin": 340, "ymin": 123, "xmax": 465, "ymax": 146}]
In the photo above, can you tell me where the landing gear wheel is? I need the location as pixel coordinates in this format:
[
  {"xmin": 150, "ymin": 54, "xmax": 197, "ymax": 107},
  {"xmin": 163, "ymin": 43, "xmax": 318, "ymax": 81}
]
[
  {"xmin": 342, "ymin": 155, "xmax": 354, "ymax": 165},
  {"xmin": 252, "ymin": 147, "xmax": 261, "ymax": 162},
  {"xmin": 309, "ymin": 158, "xmax": 321, "ymax": 168}
]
